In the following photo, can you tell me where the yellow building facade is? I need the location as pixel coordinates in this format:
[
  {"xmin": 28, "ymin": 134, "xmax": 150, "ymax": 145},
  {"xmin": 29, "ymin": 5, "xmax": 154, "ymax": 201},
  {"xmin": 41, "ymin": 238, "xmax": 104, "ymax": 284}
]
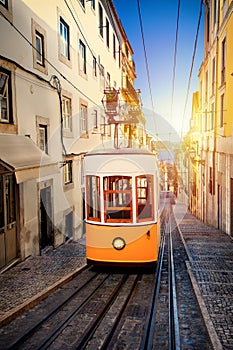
[{"xmin": 188, "ymin": 0, "xmax": 233, "ymax": 235}]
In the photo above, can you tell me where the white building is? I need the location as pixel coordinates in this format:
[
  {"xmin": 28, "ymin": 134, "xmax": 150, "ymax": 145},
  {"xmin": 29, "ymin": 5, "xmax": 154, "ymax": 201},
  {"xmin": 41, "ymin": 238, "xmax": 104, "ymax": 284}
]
[{"xmin": 0, "ymin": 0, "xmax": 143, "ymax": 270}]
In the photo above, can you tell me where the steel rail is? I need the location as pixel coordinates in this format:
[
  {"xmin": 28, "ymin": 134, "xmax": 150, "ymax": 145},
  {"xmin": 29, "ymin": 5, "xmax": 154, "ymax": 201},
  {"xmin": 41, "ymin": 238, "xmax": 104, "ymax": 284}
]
[
  {"xmin": 168, "ymin": 214, "xmax": 181, "ymax": 350},
  {"xmin": 139, "ymin": 207, "xmax": 167, "ymax": 350}
]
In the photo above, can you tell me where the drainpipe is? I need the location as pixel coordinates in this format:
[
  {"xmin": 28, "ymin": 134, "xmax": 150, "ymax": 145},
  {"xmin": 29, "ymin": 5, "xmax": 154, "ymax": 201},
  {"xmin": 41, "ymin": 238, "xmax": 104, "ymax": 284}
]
[{"xmin": 49, "ymin": 75, "xmax": 67, "ymax": 158}]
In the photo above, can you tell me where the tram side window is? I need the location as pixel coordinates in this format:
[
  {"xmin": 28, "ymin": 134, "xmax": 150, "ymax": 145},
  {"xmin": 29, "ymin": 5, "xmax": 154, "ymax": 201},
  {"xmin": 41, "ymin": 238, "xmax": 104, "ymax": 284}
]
[
  {"xmin": 104, "ymin": 176, "xmax": 132, "ymax": 222},
  {"xmin": 86, "ymin": 176, "xmax": 100, "ymax": 221},
  {"xmin": 136, "ymin": 175, "xmax": 154, "ymax": 222}
]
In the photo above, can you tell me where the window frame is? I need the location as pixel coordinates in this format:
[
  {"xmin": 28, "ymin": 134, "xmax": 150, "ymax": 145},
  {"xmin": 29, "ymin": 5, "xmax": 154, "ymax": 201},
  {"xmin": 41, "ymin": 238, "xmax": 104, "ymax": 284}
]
[
  {"xmin": 39, "ymin": 124, "xmax": 48, "ymax": 154},
  {"xmin": 99, "ymin": 3, "xmax": 103, "ymax": 37},
  {"xmin": 136, "ymin": 175, "xmax": 154, "ymax": 222},
  {"xmin": 32, "ymin": 19, "xmax": 48, "ymax": 74},
  {"xmin": 62, "ymin": 95, "xmax": 72, "ymax": 134},
  {"xmin": 220, "ymin": 93, "xmax": 225, "ymax": 128},
  {"xmin": 104, "ymin": 176, "xmax": 132, "ymax": 223},
  {"xmin": 93, "ymin": 56, "xmax": 97, "ymax": 77},
  {"xmin": 86, "ymin": 175, "xmax": 101, "ymax": 222},
  {"xmin": 80, "ymin": 102, "xmax": 88, "ymax": 136},
  {"xmin": 0, "ymin": 69, "xmax": 12, "ymax": 124},
  {"xmin": 59, "ymin": 16, "xmax": 70, "ymax": 62},
  {"xmin": 79, "ymin": 39, "xmax": 87, "ymax": 75},
  {"xmin": 106, "ymin": 18, "xmax": 109, "ymax": 48},
  {"xmin": 113, "ymin": 33, "xmax": 116, "ymax": 59},
  {"xmin": 64, "ymin": 160, "xmax": 73, "ymax": 185},
  {"xmin": 0, "ymin": 0, "xmax": 12, "ymax": 22},
  {"xmin": 221, "ymin": 37, "xmax": 226, "ymax": 85}
]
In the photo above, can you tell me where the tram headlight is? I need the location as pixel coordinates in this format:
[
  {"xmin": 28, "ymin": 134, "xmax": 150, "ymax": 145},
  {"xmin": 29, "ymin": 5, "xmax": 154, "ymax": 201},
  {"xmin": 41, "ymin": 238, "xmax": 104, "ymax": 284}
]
[{"xmin": 112, "ymin": 237, "xmax": 126, "ymax": 250}]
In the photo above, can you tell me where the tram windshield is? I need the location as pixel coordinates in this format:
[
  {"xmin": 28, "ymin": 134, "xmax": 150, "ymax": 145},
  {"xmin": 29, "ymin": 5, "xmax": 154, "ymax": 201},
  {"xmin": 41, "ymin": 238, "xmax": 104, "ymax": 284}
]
[{"xmin": 104, "ymin": 176, "xmax": 132, "ymax": 222}]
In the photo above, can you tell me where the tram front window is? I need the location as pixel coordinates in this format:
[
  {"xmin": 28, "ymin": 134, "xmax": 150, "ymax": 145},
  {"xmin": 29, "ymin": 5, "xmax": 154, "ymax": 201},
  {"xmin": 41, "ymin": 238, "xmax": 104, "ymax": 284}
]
[{"xmin": 104, "ymin": 176, "xmax": 132, "ymax": 222}]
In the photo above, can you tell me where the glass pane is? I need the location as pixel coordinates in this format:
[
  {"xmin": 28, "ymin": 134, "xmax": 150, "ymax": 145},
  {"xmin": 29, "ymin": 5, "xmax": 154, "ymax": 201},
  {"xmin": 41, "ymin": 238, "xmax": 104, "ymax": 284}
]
[
  {"xmin": 104, "ymin": 176, "xmax": 132, "ymax": 221},
  {"xmin": 137, "ymin": 175, "xmax": 153, "ymax": 221},
  {"xmin": 87, "ymin": 176, "xmax": 100, "ymax": 220}
]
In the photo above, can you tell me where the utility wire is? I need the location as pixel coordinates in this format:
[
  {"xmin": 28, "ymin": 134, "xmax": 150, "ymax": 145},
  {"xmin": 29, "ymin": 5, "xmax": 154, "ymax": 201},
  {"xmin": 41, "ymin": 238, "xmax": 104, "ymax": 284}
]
[
  {"xmin": 181, "ymin": 0, "xmax": 203, "ymax": 136},
  {"xmin": 136, "ymin": 0, "xmax": 156, "ymax": 118},
  {"xmin": 170, "ymin": 0, "xmax": 181, "ymax": 122}
]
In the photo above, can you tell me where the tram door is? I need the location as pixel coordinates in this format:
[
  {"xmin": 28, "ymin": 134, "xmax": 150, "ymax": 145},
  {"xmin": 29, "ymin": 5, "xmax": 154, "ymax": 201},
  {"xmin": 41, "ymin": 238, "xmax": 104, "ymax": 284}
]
[
  {"xmin": 0, "ymin": 173, "xmax": 17, "ymax": 270},
  {"xmin": 40, "ymin": 186, "xmax": 53, "ymax": 249}
]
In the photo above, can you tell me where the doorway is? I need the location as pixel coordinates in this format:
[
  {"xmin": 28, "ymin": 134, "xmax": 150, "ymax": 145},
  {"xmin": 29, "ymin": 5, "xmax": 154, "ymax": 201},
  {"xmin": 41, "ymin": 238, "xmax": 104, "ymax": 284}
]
[
  {"xmin": 0, "ymin": 172, "xmax": 17, "ymax": 270},
  {"xmin": 40, "ymin": 186, "xmax": 53, "ymax": 249},
  {"xmin": 218, "ymin": 184, "xmax": 222, "ymax": 230},
  {"xmin": 230, "ymin": 178, "xmax": 233, "ymax": 236}
]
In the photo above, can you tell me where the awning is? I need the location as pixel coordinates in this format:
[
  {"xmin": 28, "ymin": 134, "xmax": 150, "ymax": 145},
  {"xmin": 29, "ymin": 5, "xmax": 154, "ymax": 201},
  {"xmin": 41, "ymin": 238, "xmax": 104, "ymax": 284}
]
[{"xmin": 0, "ymin": 134, "xmax": 59, "ymax": 183}]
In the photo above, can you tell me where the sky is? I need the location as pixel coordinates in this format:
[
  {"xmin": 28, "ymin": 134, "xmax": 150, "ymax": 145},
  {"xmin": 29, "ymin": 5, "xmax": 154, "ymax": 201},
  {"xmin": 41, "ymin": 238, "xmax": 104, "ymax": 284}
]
[{"xmin": 113, "ymin": 0, "xmax": 204, "ymax": 141}]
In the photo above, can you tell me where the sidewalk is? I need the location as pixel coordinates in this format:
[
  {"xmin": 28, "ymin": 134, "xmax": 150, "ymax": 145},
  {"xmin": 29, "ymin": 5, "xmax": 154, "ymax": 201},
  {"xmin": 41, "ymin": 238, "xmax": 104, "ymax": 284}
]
[
  {"xmin": 0, "ymin": 238, "xmax": 86, "ymax": 326},
  {"xmin": 173, "ymin": 200, "xmax": 233, "ymax": 350}
]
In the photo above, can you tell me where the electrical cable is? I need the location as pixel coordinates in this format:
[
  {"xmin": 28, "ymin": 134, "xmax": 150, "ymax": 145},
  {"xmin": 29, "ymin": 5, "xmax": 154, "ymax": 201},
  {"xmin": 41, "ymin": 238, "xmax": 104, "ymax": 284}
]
[
  {"xmin": 181, "ymin": 0, "xmax": 203, "ymax": 136},
  {"xmin": 170, "ymin": 0, "xmax": 181, "ymax": 122},
  {"xmin": 136, "ymin": 0, "xmax": 156, "ymax": 122}
]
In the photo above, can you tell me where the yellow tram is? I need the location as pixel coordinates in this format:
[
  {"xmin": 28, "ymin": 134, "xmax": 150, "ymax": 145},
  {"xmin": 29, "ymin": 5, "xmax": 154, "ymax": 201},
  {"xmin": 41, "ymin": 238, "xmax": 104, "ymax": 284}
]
[{"xmin": 84, "ymin": 148, "xmax": 160, "ymax": 267}]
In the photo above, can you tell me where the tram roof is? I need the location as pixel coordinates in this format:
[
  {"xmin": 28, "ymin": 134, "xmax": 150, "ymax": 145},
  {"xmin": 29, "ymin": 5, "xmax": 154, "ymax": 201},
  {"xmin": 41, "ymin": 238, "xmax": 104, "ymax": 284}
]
[{"xmin": 85, "ymin": 148, "xmax": 155, "ymax": 157}]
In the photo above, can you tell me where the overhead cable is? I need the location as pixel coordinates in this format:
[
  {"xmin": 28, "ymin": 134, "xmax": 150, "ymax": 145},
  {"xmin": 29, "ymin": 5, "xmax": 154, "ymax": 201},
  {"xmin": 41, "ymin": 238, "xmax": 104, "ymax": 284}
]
[
  {"xmin": 136, "ymin": 0, "xmax": 156, "ymax": 117},
  {"xmin": 170, "ymin": 0, "xmax": 181, "ymax": 122},
  {"xmin": 181, "ymin": 0, "xmax": 203, "ymax": 135}
]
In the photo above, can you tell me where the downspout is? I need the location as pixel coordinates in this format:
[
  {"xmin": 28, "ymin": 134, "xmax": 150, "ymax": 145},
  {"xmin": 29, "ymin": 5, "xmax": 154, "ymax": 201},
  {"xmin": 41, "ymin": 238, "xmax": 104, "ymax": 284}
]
[{"xmin": 49, "ymin": 75, "xmax": 67, "ymax": 158}]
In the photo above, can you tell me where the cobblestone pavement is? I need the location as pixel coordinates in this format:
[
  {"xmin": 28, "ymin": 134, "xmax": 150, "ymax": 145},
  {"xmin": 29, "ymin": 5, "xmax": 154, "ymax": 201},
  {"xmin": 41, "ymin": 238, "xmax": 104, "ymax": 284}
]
[
  {"xmin": 174, "ymin": 202, "xmax": 233, "ymax": 350},
  {"xmin": 1, "ymin": 204, "xmax": 233, "ymax": 350},
  {"xmin": 0, "ymin": 238, "xmax": 86, "ymax": 326}
]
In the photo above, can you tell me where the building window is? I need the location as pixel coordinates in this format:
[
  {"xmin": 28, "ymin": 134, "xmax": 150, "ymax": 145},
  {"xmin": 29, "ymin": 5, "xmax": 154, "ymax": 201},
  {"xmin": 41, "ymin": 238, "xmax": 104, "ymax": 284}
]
[
  {"xmin": 106, "ymin": 72, "xmax": 110, "ymax": 87},
  {"xmin": 64, "ymin": 160, "xmax": 72, "ymax": 185},
  {"xmin": 59, "ymin": 17, "xmax": 70, "ymax": 60},
  {"xmin": 93, "ymin": 109, "xmax": 98, "ymax": 129},
  {"xmin": 90, "ymin": 0, "xmax": 95, "ymax": 11},
  {"xmin": 99, "ymin": 64, "xmax": 105, "ymax": 90},
  {"xmin": 79, "ymin": 0, "xmax": 85, "ymax": 8},
  {"xmin": 93, "ymin": 56, "xmax": 97, "ymax": 77},
  {"xmin": 118, "ymin": 45, "xmax": 121, "ymax": 68},
  {"xmin": 80, "ymin": 103, "xmax": 88, "ymax": 135},
  {"xmin": 39, "ymin": 124, "xmax": 48, "ymax": 154},
  {"xmin": 220, "ymin": 93, "xmax": 224, "ymax": 127},
  {"xmin": 113, "ymin": 34, "xmax": 116, "ymax": 59},
  {"xmin": 211, "ymin": 102, "xmax": 215, "ymax": 130},
  {"xmin": 101, "ymin": 115, "xmax": 106, "ymax": 136},
  {"xmin": 62, "ymin": 96, "xmax": 72, "ymax": 131},
  {"xmin": 221, "ymin": 37, "xmax": 226, "ymax": 85},
  {"xmin": 35, "ymin": 31, "xmax": 45, "ymax": 66},
  {"xmin": 0, "ymin": 0, "xmax": 8, "ymax": 9},
  {"xmin": 32, "ymin": 19, "xmax": 48, "ymax": 74},
  {"xmin": 205, "ymin": 71, "xmax": 208, "ymax": 102},
  {"xmin": 106, "ymin": 18, "xmax": 109, "ymax": 47},
  {"xmin": 213, "ymin": 0, "xmax": 217, "ymax": 24},
  {"xmin": 79, "ymin": 40, "xmax": 86, "ymax": 75},
  {"xmin": 0, "ymin": 0, "xmax": 12, "ymax": 22},
  {"xmin": 99, "ymin": 3, "xmax": 103, "ymax": 37},
  {"xmin": 212, "ymin": 57, "xmax": 216, "ymax": 95},
  {"xmin": 0, "ymin": 69, "xmax": 12, "ymax": 123}
]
